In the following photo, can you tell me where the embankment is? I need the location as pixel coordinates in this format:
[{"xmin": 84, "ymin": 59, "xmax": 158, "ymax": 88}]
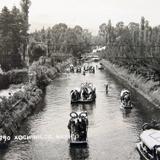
[
  {"xmin": 101, "ymin": 59, "xmax": 160, "ymax": 108},
  {"xmin": 0, "ymin": 69, "xmax": 28, "ymax": 90},
  {"xmin": 0, "ymin": 57, "xmax": 72, "ymax": 145}
]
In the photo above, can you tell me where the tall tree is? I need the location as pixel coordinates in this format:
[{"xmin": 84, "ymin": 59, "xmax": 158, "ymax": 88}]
[
  {"xmin": 0, "ymin": 6, "xmax": 12, "ymax": 55},
  {"xmin": 20, "ymin": 0, "xmax": 31, "ymax": 61}
]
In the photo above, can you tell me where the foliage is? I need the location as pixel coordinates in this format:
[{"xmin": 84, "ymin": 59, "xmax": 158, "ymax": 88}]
[
  {"xmin": 98, "ymin": 17, "xmax": 160, "ymax": 82},
  {"xmin": 30, "ymin": 24, "xmax": 92, "ymax": 58},
  {"xmin": 0, "ymin": 0, "xmax": 31, "ymax": 71},
  {"xmin": 28, "ymin": 41, "xmax": 47, "ymax": 63},
  {"xmin": 20, "ymin": 0, "xmax": 31, "ymax": 61}
]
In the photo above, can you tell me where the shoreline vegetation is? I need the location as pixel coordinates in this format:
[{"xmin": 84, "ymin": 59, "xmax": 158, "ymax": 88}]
[
  {"xmin": 0, "ymin": 56, "xmax": 72, "ymax": 145},
  {"xmin": 101, "ymin": 58, "xmax": 160, "ymax": 108}
]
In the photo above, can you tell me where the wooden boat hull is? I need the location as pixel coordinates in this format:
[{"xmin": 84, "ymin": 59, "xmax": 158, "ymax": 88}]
[
  {"xmin": 71, "ymin": 98, "xmax": 95, "ymax": 104},
  {"xmin": 120, "ymin": 103, "xmax": 133, "ymax": 110},
  {"xmin": 69, "ymin": 139, "xmax": 88, "ymax": 146}
]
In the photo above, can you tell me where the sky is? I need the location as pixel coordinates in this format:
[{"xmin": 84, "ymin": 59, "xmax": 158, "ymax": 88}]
[{"xmin": 1, "ymin": 0, "xmax": 160, "ymax": 34}]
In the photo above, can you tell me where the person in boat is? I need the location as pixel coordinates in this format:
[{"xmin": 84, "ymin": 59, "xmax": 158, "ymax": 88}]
[
  {"xmin": 68, "ymin": 118, "xmax": 76, "ymax": 139},
  {"xmin": 82, "ymin": 87, "xmax": 89, "ymax": 100},
  {"xmin": 75, "ymin": 116, "xmax": 88, "ymax": 141},
  {"xmin": 70, "ymin": 64, "xmax": 74, "ymax": 72},
  {"xmin": 93, "ymin": 67, "xmax": 95, "ymax": 73},
  {"xmin": 89, "ymin": 87, "xmax": 96, "ymax": 99},
  {"xmin": 75, "ymin": 118, "xmax": 81, "ymax": 141},
  {"xmin": 80, "ymin": 117, "xmax": 88, "ymax": 141},
  {"xmin": 83, "ymin": 70, "xmax": 86, "ymax": 75},
  {"xmin": 71, "ymin": 89, "xmax": 81, "ymax": 101},
  {"xmin": 105, "ymin": 84, "xmax": 109, "ymax": 94},
  {"xmin": 75, "ymin": 89, "xmax": 81, "ymax": 100}
]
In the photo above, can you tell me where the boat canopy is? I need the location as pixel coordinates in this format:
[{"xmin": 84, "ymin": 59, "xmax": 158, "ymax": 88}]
[
  {"xmin": 140, "ymin": 129, "xmax": 160, "ymax": 151},
  {"xmin": 120, "ymin": 89, "xmax": 130, "ymax": 97}
]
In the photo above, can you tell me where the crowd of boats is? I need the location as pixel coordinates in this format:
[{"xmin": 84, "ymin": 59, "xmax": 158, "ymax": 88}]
[
  {"xmin": 68, "ymin": 63, "xmax": 132, "ymax": 145},
  {"xmin": 68, "ymin": 63, "xmax": 160, "ymax": 160},
  {"xmin": 69, "ymin": 63, "xmax": 104, "ymax": 75}
]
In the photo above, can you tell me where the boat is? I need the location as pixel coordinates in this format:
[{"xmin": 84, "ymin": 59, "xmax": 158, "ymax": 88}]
[
  {"xmin": 70, "ymin": 83, "xmax": 96, "ymax": 104},
  {"xmin": 98, "ymin": 63, "xmax": 104, "ymax": 70},
  {"xmin": 68, "ymin": 112, "xmax": 88, "ymax": 146},
  {"xmin": 137, "ymin": 129, "xmax": 160, "ymax": 160},
  {"xmin": 71, "ymin": 98, "xmax": 95, "ymax": 104},
  {"xmin": 120, "ymin": 89, "xmax": 132, "ymax": 109},
  {"xmin": 70, "ymin": 64, "xmax": 74, "ymax": 73}
]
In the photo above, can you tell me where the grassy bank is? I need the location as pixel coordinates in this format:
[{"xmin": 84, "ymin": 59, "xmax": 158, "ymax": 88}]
[{"xmin": 101, "ymin": 59, "xmax": 160, "ymax": 108}]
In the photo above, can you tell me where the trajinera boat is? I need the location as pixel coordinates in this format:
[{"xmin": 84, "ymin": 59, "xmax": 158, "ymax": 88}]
[
  {"xmin": 70, "ymin": 82, "xmax": 96, "ymax": 103},
  {"xmin": 120, "ymin": 89, "xmax": 132, "ymax": 109},
  {"xmin": 137, "ymin": 122, "xmax": 160, "ymax": 160},
  {"xmin": 68, "ymin": 111, "xmax": 88, "ymax": 145}
]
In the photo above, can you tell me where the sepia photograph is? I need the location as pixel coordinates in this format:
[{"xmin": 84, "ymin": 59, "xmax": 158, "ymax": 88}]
[{"xmin": 0, "ymin": 0, "xmax": 160, "ymax": 159}]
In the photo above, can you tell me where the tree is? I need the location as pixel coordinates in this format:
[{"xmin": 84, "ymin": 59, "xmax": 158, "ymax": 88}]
[
  {"xmin": 115, "ymin": 21, "xmax": 124, "ymax": 36},
  {"xmin": 0, "ymin": 6, "xmax": 12, "ymax": 54},
  {"xmin": 99, "ymin": 23, "xmax": 107, "ymax": 44},
  {"xmin": 0, "ymin": 6, "xmax": 13, "ymax": 70},
  {"xmin": 20, "ymin": 0, "xmax": 31, "ymax": 61},
  {"xmin": 0, "ymin": 5, "xmax": 25, "ymax": 70}
]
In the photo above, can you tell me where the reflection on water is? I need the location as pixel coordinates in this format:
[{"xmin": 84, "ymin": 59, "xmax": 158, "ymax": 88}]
[
  {"xmin": 71, "ymin": 103, "xmax": 96, "ymax": 116},
  {"xmin": 121, "ymin": 108, "xmax": 132, "ymax": 118},
  {"xmin": 69, "ymin": 145, "xmax": 89, "ymax": 160},
  {"xmin": 1, "ymin": 62, "xmax": 160, "ymax": 160}
]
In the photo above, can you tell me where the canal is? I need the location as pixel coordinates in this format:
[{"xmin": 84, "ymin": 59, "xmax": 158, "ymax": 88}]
[{"xmin": 1, "ymin": 62, "xmax": 160, "ymax": 160}]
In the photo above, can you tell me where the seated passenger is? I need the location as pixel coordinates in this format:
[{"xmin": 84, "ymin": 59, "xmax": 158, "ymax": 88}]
[
  {"xmin": 68, "ymin": 118, "xmax": 76, "ymax": 139},
  {"xmin": 82, "ymin": 88, "xmax": 89, "ymax": 100},
  {"xmin": 81, "ymin": 118, "xmax": 87, "ymax": 140},
  {"xmin": 75, "ymin": 119, "xmax": 81, "ymax": 141}
]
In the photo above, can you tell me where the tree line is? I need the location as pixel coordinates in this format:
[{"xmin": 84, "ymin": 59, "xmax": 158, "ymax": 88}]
[
  {"xmin": 0, "ymin": 0, "xmax": 31, "ymax": 71},
  {"xmin": 99, "ymin": 17, "xmax": 160, "ymax": 58},
  {"xmin": 29, "ymin": 23, "xmax": 92, "ymax": 62},
  {"xmin": 0, "ymin": 0, "xmax": 93, "ymax": 70},
  {"xmin": 98, "ymin": 17, "xmax": 160, "ymax": 81}
]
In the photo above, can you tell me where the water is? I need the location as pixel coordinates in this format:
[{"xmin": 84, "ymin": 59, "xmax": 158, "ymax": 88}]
[{"xmin": 1, "ymin": 62, "xmax": 160, "ymax": 160}]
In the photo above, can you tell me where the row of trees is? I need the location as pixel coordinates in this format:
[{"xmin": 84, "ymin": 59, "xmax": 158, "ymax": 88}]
[
  {"xmin": 0, "ymin": 0, "xmax": 31, "ymax": 71},
  {"xmin": 30, "ymin": 23, "xmax": 92, "ymax": 60},
  {"xmin": 98, "ymin": 17, "xmax": 160, "ymax": 81},
  {"xmin": 99, "ymin": 17, "xmax": 160, "ymax": 58}
]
